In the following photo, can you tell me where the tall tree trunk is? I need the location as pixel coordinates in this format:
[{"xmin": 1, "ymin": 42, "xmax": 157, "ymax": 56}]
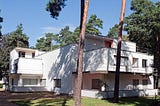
[
  {"xmin": 154, "ymin": 34, "xmax": 160, "ymax": 88},
  {"xmin": 114, "ymin": 0, "xmax": 126, "ymax": 103},
  {"xmin": 74, "ymin": 0, "xmax": 90, "ymax": 106}
]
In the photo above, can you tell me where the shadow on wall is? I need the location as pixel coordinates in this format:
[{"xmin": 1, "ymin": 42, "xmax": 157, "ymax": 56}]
[
  {"xmin": 84, "ymin": 48, "xmax": 106, "ymax": 72},
  {"xmin": 48, "ymin": 44, "xmax": 78, "ymax": 94}
]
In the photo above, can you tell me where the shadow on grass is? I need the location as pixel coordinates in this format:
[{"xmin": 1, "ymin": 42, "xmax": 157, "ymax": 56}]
[
  {"xmin": 13, "ymin": 98, "xmax": 71, "ymax": 106},
  {"xmin": 105, "ymin": 96, "xmax": 160, "ymax": 106}
]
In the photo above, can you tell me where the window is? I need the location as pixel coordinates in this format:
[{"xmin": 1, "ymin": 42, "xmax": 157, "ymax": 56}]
[
  {"xmin": 114, "ymin": 56, "xmax": 128, "ymax": 66},
  {"xmin": 142, "ymin": 59, "xmax": 147, "ymax": 67},
  {"xmin": 133, "ymin": 79, "xmax": 139, "ymax": 89},
  {"xmin": 142, "ymin": 79, "xmax": 148, "ymax": 85},
  {"xmin": 92, "ymin": 79, "xmax": 101, "ymax": 90},
  {"xmin": 14, "ymin": 63, "xmax": 18, "ymax": 73},
  {"xmin": 40, "ymin": 79, "xmax": 46, "ymax": 86},
  {"xmin": 18, "ymin": 51, "xmax": 25, "ymax": 57},
  {"xmin": 23, "ymin": 79, "xmax": 38, "ymax": 85},
  {"xmin": 132, "ymin": 58, "xmax": 138, "ymax": 67},
  {"xmin": 32, "ymin": 53, "xmax": 35, "ymax": 58},
  {"xmin": 142, "ymin": 79, "xmax": 148, "ymax": 89},
  {"xmin": 54, "ymin": 79, "xmax": 61, "ymax": 88}
]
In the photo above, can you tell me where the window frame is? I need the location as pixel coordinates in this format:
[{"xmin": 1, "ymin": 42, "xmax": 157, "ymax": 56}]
[
  {"xmin": 18, "ymin": 51, "xmax": 25, "ymax": 57},
  {"xmin": 92, "ymin": 79, "xmax": 101, "ymax": 90},
  {"xmin": 142, "ymin": 59, "xmax": 147, "ymax": 68},
  {"xmin": 133, "ymin": 79, "xmax": 139, "ymax": 89},
  {"xmin": 54, "ymin": 79, "xmax": 61, "ymax": 88},
  {"xmin": 114, "ymin": 56, "xmax": 129, "ymax": 66},
  {"xmin": 132, "ymin": 58, "xmax": 138, "ymax": 68},
  {"xmin": 22, "ymin": 79, "xmax": 38, "ymax": 86}
]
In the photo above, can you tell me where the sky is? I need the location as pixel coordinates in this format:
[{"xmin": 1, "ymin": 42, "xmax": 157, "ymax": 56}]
[{"xmin": 0, "ymin": 0, "xmax": 159, "ymax": 47}]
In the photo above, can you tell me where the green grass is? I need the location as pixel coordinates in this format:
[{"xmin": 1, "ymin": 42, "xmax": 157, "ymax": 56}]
[{"xmin": 13, "ymin": 96, "xmax": 160, "ymax": 106}]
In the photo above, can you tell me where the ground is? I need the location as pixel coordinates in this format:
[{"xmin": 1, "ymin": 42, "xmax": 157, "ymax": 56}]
[
  {"xmin": 0, "ymin": 91, "xmax": 159, "ymax": 106},
  {"xmin": 0, "ymin": 91, "xmax": 69, "ymax": 106}
]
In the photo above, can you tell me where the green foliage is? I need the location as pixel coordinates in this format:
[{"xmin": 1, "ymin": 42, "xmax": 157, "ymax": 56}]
[
  {"xmin": 125, "ymin": 0, "xmax": 160, "ymax": 84},
  {"xmin": 36, "ymin": 33, "xmax": 59, "ymax": 51},
  {"xmin": 73, "ymin": 14, "xmax": 103, "ymax": 38},
  {"xmin": 107, "ymin": 24, "xmax": 129, "ymax": 41},
  {"xmin": 124, "ymin": 0, "xmax": 160, "ymax": 53},
  {"xmin": 7, "ymin": 24, "xmax": 29, "ymax": 48},
  {"xmin": 46, "ymin": 0, "xmax": 67, "ymax": 19},
  {"xmin": 107, "ymin": 24, "xmax": 119, "ymax": 39},
  {"xmin": 0, "ymin": 24, "xmax": 29, "ymax": 79},
  {"xmin": 86, "ymin": 14, "xmax": 103, "ymax": 35},
  {"xmin": 36, "ymin": 14, "xmax": 103, "ymax": 51}
]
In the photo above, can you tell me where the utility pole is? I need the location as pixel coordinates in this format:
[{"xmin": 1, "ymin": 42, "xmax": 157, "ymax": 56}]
[
  {"xmin": 74, "ymin": 0, "xmax": 90, "ymax": 106},
  {"xmin": 114, "ymin": 0, "xmax": 126, "ymax": 103}
]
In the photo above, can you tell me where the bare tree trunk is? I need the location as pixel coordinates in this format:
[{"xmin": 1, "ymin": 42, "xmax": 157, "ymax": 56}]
[
  {"xmin": 74, "ymin": 0, "xmax": 90, "ymax": 106},
  {"xmin": 154, "ymin": 34, "xmax": 160, "ymax": 89},
  {"xmin": 114, "ymin": 0, "xmax": 126, "ymax": 103}
]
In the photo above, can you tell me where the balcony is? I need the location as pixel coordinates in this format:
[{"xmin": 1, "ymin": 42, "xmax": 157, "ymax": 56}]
[
  {"xmin": 12, "ymin": 58, "xmax": 43, "ymax": 75},
  {"xmin": 84, "ymin": 48, "xmax": 153, "ymax": 74}
]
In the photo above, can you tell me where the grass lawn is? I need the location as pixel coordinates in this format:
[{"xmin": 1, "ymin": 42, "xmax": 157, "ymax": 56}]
[{"xmin": 13, "ymin": 96, "xmax": 160, "ymax": 106}]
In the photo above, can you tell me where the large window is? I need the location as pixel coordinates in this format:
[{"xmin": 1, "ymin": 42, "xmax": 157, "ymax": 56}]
[
  {"xmin": 23, "ymin": 79, "xmax": 38, "ymax": 86},
  {"xmin": 114, "ymin": 56, "xmax": 128, "ymax": 66},
  {"xmin": 92, "ymin": 79, "xmax": 101, "ymax": 90},
  {"xmin": 133, "ymin": 79, "xmax": 139, "ymax": 89},
  {"xmin": 18, "ymin": 51, "xmax": 25, "ymax": 57},
  {"xmin": 54, "ymin": 79, "xmax": 61, "ymax": 88},
  {"xmin": 132, "ymin": 58, "xmax": 138, "ymax": 67},
  {"xmin": 142, "ymin": 59, "xmax": 147, "ymax": 68}
]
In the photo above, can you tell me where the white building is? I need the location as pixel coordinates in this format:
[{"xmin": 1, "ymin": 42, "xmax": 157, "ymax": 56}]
[{"xmin": 9, "ymin": 35, "xmax": 158, "ymax": 98}]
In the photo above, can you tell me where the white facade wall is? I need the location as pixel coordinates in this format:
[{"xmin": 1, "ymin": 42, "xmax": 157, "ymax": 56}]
[
  {"xmin": 84, "ymin": 48, "xmax": 153, "ymax": 74},
  {"xmin": 85, "ymin": 38, "xmax": 105, "ymax": 51},
  {"xmin": 38, "ymin": 44, "xmax": 78, "ymax": 94},
  {"xmin": 112, "ymin": 40, "xmax": 136, "ymax": 52},
  {"xmin": 17, "ymin": 58, "xmax": 43, "ymax": 74}
]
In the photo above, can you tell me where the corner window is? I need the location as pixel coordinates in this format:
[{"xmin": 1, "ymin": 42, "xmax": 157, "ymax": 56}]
[
  {"xmin": 54, "ymin": 79, "xmax": 61, "ymax": 88},
  {"xmin": 18, "ymin": 51, "xmax": 25, "ymax": 57},
  {"xmin": 92, "ymin": 79, "xmax": 101, "ymax": 90},
  {"xmin": 142, "ymin": 59, "xmax": 147, "ymax": 68}
]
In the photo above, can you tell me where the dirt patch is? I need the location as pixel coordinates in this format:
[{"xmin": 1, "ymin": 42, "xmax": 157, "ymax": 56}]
[{"xmin": 0, "ymin": 91, "xmax": 70, "ymax": 106}]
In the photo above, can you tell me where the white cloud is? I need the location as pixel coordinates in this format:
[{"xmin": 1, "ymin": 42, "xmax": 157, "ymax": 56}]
[
  {"xmin": 41, "ymin": 24, "xmax": 77, "ymax": 34},
  {"xmin": 41, "ymin": 27, "xmax": 61, "ymax": 34}
]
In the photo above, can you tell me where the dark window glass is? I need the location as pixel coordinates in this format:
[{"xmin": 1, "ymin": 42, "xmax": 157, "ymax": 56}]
[{"xmin": 54, "ymin": 79, "xmax": 61, "ymax": 88}]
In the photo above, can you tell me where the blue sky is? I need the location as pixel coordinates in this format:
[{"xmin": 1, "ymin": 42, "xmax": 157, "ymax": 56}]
[{"xmin": 0, "ymin": 0, "xmax": 159, "ymax": 46}]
